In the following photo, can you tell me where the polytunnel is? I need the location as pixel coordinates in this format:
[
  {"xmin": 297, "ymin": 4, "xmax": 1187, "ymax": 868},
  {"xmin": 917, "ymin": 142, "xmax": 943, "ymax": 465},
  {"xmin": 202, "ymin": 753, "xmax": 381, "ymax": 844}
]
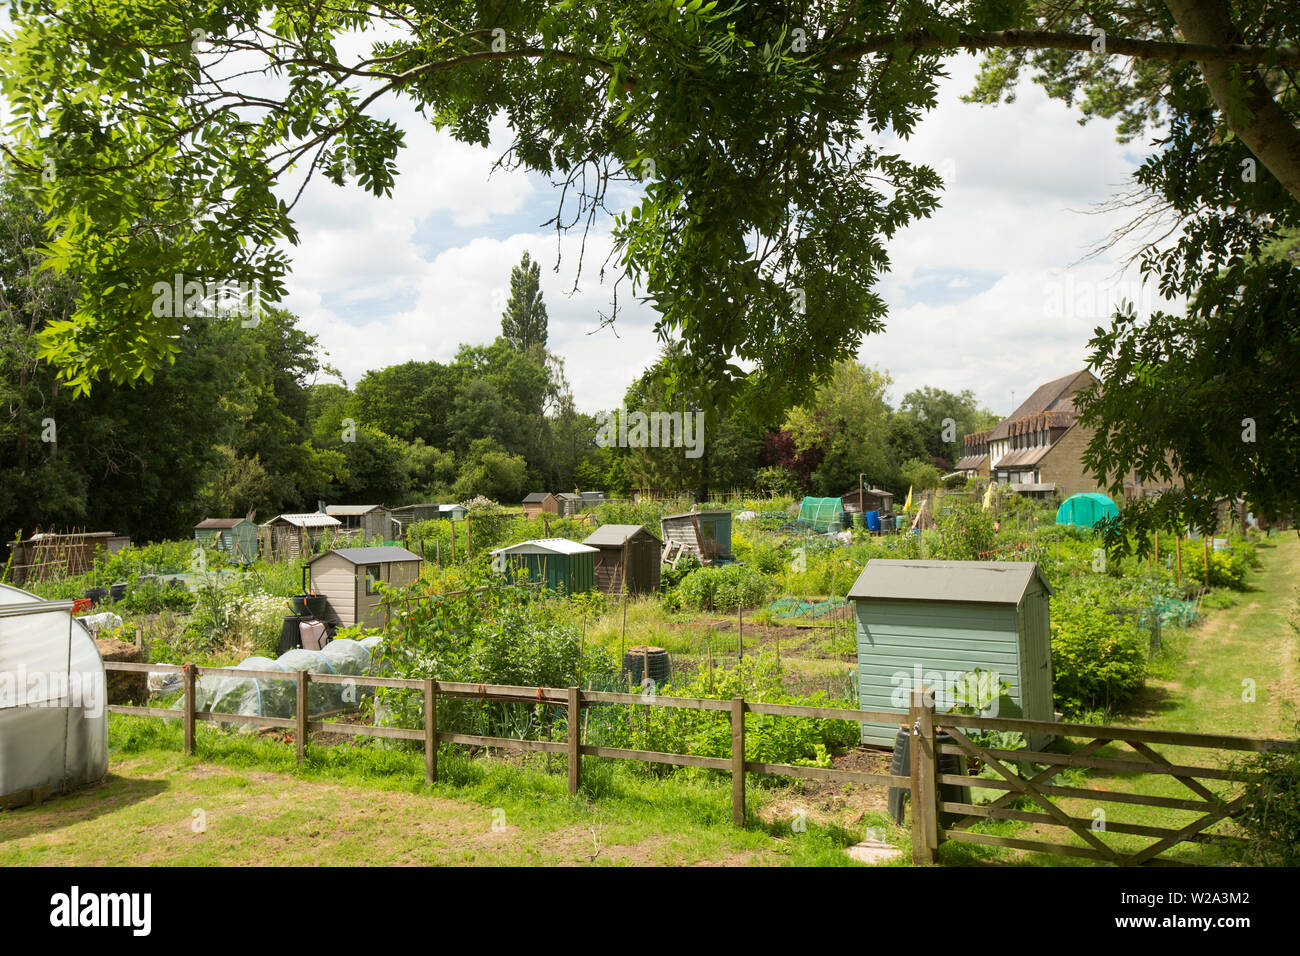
[
  {"xmin": 0, "ymin": 583, "xmax": 108, "ymax": 808},
  {"xmin": 178, "ymin": 636, "xmax": 383, "ymax": 725}
]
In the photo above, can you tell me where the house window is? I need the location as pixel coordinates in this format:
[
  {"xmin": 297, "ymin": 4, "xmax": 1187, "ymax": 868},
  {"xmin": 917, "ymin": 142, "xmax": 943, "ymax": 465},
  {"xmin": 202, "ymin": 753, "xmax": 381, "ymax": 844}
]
[{"xmin": 364, "ymin": 565, "xmax": 381, "ymax": 595}]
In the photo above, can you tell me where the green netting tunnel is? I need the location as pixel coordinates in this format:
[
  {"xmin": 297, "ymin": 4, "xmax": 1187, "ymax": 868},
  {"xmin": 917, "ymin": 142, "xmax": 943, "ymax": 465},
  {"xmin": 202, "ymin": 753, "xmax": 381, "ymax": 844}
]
[
  {"xmin": 797, "ymin": 496, "xmax": 844, "ymax": 532},
  {"xmin": 1055, "ymin": 492, "xmax": 1119, "ymax": 529}
]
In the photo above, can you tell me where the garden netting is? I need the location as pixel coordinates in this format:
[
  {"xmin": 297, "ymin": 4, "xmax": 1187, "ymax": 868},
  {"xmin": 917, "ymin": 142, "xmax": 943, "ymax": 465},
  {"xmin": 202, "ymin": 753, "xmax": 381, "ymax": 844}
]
[
  {"xmin": 796, "ymin": 497, "xmax": 845, "ymax": 532},
  {"xmin": 767, "ymin": 595, "xmax": 847, "ymax": 619},
  {"xmin": 174, "ymin": 637, "xmax": 380, "ymax": 726}
]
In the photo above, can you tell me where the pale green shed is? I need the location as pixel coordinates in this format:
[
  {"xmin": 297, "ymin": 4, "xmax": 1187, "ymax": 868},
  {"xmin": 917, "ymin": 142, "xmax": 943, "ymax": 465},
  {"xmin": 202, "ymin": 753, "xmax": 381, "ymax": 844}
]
[
  {"xmin": 194, "ymin": 518, "xmax": 259, "ymax": 562},
  {"xmin": 848, "ymin": 560, "xmax": 1054, "ymax": 749}
]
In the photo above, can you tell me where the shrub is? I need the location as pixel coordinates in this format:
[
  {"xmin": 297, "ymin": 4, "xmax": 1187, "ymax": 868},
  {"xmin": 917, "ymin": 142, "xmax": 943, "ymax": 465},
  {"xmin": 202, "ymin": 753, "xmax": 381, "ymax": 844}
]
[
  {"xmin": 675, "ymin": 563, "xmax": 771, "ymax": 611},
  {"xmin": 1181, "ymin": 546, "xmax": 1250, "ymax": 590},
  {"xmin": 1050, "ymin": 597, "xmax": 1148, "ymax": 716},
  {"xmin": 1235, "ymin": 747, "xmax": 1300, "ymax": 865},
  {"xmin": 585, "ymin": 657, "xmax": 859, "ymax": 770},
  {"xmin": 935, "ymin": 503, "xmax": 997, "ymax": 560}
]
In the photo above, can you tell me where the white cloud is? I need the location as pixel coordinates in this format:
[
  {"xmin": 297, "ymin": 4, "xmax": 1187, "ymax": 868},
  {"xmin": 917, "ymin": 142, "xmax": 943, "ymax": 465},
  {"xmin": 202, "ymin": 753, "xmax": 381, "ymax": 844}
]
[{"xmin": 866, "ymin": 55, "xmax": 1171, "ymax": 414}]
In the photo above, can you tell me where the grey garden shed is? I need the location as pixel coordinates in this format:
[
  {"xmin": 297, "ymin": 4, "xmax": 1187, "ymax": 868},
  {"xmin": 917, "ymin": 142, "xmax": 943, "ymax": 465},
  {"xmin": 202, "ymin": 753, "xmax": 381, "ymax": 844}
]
[{"xmin": 847, "ymin": 559, "xmax": 1054, "ymax": 748}]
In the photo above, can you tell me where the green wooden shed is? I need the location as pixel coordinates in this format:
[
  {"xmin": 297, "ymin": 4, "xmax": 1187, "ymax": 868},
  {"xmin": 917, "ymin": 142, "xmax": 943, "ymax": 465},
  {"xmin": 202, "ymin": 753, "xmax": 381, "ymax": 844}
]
[
  {"xmin": 193, "ymin": 518, "xmax": 259, "ymax": 562},
  {"xmin": 490, "ymin": 538, "xmax": 597, "ymax": 594},
  {"xmin": 848, "ymin": 559, "xmax": 1055, "ymax": 749}
]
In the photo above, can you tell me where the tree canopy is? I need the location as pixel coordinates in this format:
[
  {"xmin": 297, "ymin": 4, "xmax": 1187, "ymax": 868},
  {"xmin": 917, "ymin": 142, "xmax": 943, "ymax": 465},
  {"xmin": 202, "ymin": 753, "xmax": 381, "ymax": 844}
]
[{"xmin": 1, "ymin": 0, "xmax": 1296, "ymax": 530}]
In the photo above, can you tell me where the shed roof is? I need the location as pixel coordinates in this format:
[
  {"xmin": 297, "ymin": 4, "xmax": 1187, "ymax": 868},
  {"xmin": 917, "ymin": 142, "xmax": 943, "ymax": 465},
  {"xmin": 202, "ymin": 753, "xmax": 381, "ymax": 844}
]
[
  {"xmin": 325, "ymin": 504, "xmax": 389, "ymax": 516},
  {"xmin": 848, "ymin": 559, "xmax": 1053, "ymax": 604},
  {"xmin": 583, "ymin": 524, "xmax": 661, "ymax": 548},
  {"xmin": 522, "ymin": 492, "xmax": 555, "ymax": 504},
  {"xmin": 662, "ymin": 510, "xmax": 731, "ymax": 521},
  {"xmin": 267, "ymin": 513, "xmax": 342, "ymax": 528},
  {"xmin": 308, "ymin": 546, "xmax": 422, "ymax": 566},
  {"xmin": 195, "ymin": 518, "xmax": 247, "ymax": 529},
  {"xmin": 491, "ymin": 538, "xmax": 598, "ymax": 556}
]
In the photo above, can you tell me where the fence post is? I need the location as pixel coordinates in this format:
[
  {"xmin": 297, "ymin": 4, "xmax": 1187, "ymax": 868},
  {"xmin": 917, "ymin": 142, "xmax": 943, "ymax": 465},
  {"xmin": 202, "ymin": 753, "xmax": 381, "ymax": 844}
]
[
  {"xmin": 183, "ymin": 663, "xmax": 196, "ymax": 756},
  {"xmin": 908, "ymin": 686, "xmax": 939, "ymax": 864},
  {"xmin": 424, "ymin": 678, "xmax": 438, "ymax": 785},
  {"xmin": 731, "ymin": 696, "xmax": 746, "ymax": 826},
  {"xmin": 296, "ymin": 670, "xmax": 308, "ymax": 767},
  {"xmin": 568, "ymin": 686, "xmax": 581, "ymax": 794}
]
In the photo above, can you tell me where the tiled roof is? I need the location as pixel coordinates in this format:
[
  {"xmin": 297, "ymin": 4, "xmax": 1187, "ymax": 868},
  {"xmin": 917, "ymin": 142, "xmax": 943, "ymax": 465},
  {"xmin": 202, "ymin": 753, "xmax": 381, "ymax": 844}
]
[{"xmin": 988, "ymin": 370, "xmax": 1097, "ymax": 440}]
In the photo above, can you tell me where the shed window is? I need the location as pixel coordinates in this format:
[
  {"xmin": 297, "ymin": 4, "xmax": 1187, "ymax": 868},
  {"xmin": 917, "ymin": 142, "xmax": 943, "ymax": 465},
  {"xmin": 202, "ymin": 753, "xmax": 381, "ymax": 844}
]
[{"xmin": 364, "ymin": 565, "xmax": 381, "ymax": 594}]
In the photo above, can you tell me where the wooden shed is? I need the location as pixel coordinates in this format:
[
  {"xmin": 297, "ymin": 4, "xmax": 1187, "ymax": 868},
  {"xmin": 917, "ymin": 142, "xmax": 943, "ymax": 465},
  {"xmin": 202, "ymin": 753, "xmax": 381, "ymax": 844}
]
[
  {"xmin": 843, "ymin": 487, "xmax": 895, "ymax": 513},
  {"xmin": 848, "ymin": 559, "xmax": 1054, "ymax": 749},
  {"xmin": 583, "ymin": 525, "xmax": 662, "ymax": 595},
  {"xmin": 522, "ymin": 492, "xmax": 559, "ymax": 519},
  {"xmin": 193, "ymin": 518, "xmax": 258, "ymax": 562},
  {"xmin": 325, "ymin": 504, "xmax": 396, "ymax": 539},
  {"xmin": 260, "ymin": 513, "xmax": 341, "ymax": 560},
  {"xmin": 660, "ymin": 510, "xmax": 733, "ymax": 565},
  {"xmin": 306, "ymin": 546, "xmax": 423, "ymax": 629},
  {"xmin": 490, "ymin": 539, "xmax": 597, "ymax": 594}
]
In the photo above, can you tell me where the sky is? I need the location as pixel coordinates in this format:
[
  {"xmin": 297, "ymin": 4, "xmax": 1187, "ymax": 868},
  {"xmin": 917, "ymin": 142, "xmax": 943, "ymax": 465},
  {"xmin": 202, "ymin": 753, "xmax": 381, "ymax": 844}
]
[{"xmin": 275, "ymin": 53, "xmax": 1161, "ymax": 421}]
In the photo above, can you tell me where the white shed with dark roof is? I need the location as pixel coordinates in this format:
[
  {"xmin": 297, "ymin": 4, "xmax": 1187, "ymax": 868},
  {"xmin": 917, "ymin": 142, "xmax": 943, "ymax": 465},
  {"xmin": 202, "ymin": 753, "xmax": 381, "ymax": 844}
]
[
  {"xmin": 848, "ymin": 559, "xmax": 1054, "ymax": 748},
  {"xmin": 306, "ymin": 546, "xmax": 423, "ymax": 629}
]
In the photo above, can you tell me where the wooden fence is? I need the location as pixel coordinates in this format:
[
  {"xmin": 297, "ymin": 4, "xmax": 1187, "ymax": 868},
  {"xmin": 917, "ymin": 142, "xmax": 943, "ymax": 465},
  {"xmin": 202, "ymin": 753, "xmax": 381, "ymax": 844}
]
[{"xmin": 103, "ymin": 665, "xmax": 1296, "ymax": 865}]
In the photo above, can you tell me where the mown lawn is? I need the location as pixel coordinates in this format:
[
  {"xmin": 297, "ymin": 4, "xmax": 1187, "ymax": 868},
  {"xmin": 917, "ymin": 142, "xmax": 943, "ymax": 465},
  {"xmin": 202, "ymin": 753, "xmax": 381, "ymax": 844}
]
[{"xmin": 0, "ymin": 716, "xmax": 904, "ymax": 866}]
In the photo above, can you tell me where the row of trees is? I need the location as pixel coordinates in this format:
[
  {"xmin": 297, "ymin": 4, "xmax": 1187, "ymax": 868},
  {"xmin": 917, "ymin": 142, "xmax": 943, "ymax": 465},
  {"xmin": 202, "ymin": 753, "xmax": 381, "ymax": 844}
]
[{"xmin": 2, "ymin": 174, "xmax": 989, "ymax": 546}]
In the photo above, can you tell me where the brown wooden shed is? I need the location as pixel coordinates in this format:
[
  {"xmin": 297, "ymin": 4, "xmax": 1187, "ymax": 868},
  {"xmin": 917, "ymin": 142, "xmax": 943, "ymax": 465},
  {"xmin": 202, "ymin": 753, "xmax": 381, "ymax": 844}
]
[
  {"xmin": 306, "ymin": 546, "xmax": 423, "ymax": 629},
  {"xmin": 582, "ymin": 524, "xmax": 662, "ymax": 595},
  {"xmin": 843, "ymin": 487, "xmax": 895, "ymax": 513},
  {"xmin": 522, "ymin": 492, "xmax": 559, "ymax": 519}
]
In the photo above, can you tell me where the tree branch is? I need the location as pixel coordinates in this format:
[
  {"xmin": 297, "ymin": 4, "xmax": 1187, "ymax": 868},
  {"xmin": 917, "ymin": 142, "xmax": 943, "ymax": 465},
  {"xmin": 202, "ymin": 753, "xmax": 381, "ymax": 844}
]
[{"xmin": 827, "ymin": 28, "xmax": 1300, "ymax": 68}]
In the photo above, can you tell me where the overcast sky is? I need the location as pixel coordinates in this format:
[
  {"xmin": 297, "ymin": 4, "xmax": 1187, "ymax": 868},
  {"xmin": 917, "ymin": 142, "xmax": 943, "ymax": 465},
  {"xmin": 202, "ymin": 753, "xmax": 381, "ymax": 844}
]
[{"xmin": 276, "ymin": 54, "xmax": 1161, "ymax": 420}]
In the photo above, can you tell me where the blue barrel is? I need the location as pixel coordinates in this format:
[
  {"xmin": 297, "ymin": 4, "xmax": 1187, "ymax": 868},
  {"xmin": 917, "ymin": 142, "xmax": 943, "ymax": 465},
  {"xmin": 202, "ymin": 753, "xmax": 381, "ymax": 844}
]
[{"xmin": 866, "ymin": 510, "xmax": 881, "ymax": 532}]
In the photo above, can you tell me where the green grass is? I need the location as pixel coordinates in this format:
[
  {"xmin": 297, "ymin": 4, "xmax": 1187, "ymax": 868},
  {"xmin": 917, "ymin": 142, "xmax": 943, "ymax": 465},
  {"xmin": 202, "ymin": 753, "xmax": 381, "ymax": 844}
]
[{"xmin": 0, "ymin": 715, "xmax": 903, "ymax": 866}]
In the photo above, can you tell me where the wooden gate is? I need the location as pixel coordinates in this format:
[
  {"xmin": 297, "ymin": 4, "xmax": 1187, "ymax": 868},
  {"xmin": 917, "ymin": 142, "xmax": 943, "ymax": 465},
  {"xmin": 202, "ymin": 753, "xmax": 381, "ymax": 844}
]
[{"xmin": 905, "ymin": 688, "xmax": 1298, "ymax": 865}]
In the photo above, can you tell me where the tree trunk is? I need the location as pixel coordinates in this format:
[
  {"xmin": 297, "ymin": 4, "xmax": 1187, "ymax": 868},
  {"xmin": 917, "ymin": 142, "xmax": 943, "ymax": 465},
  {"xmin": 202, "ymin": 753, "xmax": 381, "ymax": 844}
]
[{"xmin": 1163, "ymin": 0, "xmax": 1300, "ymax": 203}]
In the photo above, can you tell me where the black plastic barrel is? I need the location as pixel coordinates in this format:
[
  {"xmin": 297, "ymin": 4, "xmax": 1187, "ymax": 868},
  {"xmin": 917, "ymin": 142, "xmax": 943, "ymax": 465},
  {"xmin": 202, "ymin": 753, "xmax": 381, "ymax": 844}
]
[
  {"xmin": 621, "ymin": 647, "xmax": 671, "ymax": 687},
  {"xmin": 84, "ymin": 587, "xmax": 108, "ymax": 607},
  {"xmin": 888, "ymin": 727, "xmax": 972, "ymax": 826},
  {"xmin": 109, "ymin": 581, "xmax": 127, "ymax": 601}
]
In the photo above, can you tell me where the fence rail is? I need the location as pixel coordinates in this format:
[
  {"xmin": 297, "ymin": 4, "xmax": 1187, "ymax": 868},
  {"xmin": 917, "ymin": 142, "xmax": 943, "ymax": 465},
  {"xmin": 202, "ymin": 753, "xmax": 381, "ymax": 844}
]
[{"xmin": 103, "ymin": 664, "xmax": 1297, "ymax": 866}]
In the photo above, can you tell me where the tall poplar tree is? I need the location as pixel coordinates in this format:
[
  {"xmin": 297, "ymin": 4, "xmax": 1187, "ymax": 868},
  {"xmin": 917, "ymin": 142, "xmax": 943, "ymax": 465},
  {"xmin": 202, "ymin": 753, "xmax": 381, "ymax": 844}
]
[{"xmin": 501, "ymin": 252, "xmax": 548, "ymax": 354}]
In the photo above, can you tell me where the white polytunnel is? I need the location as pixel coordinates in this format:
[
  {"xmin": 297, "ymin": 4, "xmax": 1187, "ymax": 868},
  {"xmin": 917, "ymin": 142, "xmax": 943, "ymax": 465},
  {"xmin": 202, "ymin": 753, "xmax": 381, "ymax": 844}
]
[{"xmin": 0, "ymin": 583, "xmax": 108, "ymax": 808}]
